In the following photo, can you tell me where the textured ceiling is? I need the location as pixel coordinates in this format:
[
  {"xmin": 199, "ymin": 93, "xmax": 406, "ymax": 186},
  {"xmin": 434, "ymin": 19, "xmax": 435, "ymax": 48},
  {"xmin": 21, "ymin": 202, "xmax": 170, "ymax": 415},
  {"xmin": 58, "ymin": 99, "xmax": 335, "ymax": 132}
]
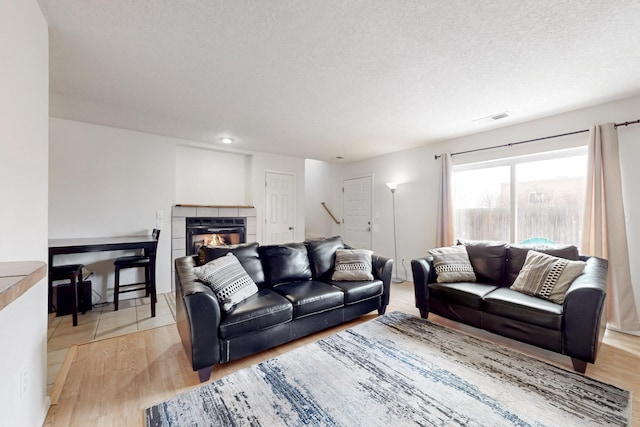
[{"xmin": 39, "ymin": 0, "xmax": 640, "ymax": 162}]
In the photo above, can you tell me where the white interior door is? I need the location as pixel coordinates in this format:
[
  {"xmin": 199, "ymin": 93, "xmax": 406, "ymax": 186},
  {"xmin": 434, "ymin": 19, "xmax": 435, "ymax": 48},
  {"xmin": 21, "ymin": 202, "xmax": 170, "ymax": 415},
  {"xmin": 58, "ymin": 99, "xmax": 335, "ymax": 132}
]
[
  {"xmin": 264, "ymin": 171, "xmax": 295, "ymax": 244},
  {"xmin": 342, "ymin": 176, "xmax": 372, "ymax": 249}
]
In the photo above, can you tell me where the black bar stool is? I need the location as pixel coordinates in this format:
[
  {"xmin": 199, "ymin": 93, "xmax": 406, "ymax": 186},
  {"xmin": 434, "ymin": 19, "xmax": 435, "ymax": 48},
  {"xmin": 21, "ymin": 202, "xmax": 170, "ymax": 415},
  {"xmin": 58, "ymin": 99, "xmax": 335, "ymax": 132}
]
[
  {"xmin": 50, "ymin": 264, "xmax": 85, "ymax": 326},
  {"xmin": 113, "ymin": 229, "xmax": 160, "ymax": 317}
]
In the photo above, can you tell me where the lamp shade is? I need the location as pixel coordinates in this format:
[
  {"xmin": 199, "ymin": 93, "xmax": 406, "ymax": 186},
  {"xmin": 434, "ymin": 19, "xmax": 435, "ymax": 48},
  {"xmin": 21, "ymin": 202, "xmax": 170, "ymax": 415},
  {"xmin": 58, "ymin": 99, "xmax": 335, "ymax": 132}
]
[{"xmin": 386, "ymin": 182, "xmax": 398, "ymax": 191}]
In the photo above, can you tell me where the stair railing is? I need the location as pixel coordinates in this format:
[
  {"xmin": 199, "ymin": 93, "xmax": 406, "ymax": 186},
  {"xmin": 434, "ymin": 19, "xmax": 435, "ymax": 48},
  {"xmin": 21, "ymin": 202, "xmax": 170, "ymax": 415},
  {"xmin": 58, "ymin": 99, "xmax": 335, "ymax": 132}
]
[{"xmin": 321, "ymin": 202, "xmax": 340, "ymax": 224}]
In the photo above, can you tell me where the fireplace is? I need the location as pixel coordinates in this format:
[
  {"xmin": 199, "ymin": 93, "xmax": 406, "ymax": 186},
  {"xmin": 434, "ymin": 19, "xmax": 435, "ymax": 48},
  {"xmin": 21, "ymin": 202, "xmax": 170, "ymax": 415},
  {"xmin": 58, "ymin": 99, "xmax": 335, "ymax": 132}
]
[{"xmin": 186, "ymin": 217, "xmax": 246, "ymax": 255}]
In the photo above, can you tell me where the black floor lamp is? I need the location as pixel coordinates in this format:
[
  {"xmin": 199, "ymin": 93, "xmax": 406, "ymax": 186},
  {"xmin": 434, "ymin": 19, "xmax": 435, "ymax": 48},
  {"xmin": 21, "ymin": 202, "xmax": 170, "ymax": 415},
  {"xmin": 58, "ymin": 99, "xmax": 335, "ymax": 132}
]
[{"xmin": 386, "ymin": 182, "xmax": 403, "ymax": 283}]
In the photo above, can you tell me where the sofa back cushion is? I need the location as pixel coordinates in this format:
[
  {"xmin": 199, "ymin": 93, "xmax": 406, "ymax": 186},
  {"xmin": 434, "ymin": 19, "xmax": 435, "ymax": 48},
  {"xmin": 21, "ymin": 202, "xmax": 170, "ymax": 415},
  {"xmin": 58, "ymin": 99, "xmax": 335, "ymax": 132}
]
[
  {"xmin": 505, "ymin": 244, "xmax": 580, "ymax": 287},
  {"xmin": 305, "ymin": 236, "xmax": 344, "ymax": 280},
  {"xmin": 198, "ymin": 242, "xmax": 265, "ymax": 286},
  {"xmin": 259, "ymin": 242, "xmax": 312, "ymax": 286},
  {"xmin": 458, "ymin": 240, "xmax": 507, "ymax": 284}
]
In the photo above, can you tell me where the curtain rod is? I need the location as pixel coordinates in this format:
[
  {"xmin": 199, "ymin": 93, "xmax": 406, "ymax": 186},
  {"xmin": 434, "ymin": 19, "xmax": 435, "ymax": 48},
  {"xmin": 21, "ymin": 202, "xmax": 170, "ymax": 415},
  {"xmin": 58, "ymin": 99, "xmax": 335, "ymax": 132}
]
[{"xmin": 434, "ymin": 118, "xmax": 640, "ymax": 160}]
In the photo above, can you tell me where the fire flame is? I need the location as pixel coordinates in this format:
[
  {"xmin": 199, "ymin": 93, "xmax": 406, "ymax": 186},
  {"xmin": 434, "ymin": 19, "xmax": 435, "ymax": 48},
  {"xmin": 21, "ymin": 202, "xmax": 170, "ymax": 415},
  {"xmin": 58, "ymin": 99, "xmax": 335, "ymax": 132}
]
[{"xmin": 205, "ymin": 234, "xmax": 227, "ymax": 246}]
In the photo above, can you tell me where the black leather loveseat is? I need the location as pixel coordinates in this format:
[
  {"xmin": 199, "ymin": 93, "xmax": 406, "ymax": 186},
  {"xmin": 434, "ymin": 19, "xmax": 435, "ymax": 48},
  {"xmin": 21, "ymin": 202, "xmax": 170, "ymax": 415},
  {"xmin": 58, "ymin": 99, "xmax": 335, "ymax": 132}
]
[
  {"xmin": 411, "ymin": 240, "xmax": 607, "ymax": 373},
  {"xmin": 175, "ymin": 236, "xmax": 393, "ymax": 381}
]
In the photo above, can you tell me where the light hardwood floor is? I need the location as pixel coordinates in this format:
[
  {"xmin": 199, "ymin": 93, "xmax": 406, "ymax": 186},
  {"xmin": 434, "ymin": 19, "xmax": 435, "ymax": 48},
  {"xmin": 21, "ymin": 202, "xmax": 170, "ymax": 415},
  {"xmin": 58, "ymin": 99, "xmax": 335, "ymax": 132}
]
[
  {"xmin": 45, "ymin": 282, "xmax": 640, "ymax": 426},
  {"xmin": 46, "ymin": 293, "xmax": 177, "ymax": 393}
]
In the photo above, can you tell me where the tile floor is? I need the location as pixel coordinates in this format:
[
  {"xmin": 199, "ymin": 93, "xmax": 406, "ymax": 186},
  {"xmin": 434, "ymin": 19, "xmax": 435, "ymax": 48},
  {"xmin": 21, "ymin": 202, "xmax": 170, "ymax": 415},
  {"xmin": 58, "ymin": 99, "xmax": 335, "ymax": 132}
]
[{"xmin": 46, "ymin": 293, "xmax": 176, "ymax": 391}]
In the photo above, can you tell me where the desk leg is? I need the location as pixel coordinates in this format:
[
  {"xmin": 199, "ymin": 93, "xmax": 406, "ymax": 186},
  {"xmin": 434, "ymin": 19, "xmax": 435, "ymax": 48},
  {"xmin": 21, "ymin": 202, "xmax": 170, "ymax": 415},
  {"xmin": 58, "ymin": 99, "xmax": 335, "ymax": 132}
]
[
  {"xmin": 149, "ymin": 248, "xmax": 157, "ymax": 317},
  {"xmin": 70, "ymin": 268, "xmax": 79, "ymax": 326}
]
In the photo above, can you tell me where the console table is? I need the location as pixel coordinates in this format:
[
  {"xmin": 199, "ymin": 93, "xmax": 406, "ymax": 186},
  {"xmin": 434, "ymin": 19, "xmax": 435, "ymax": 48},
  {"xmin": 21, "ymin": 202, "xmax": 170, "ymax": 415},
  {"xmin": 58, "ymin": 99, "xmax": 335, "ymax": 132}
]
[{"xmin": 48, "ymin": 235, "xmax": 158, "ymax": 315}]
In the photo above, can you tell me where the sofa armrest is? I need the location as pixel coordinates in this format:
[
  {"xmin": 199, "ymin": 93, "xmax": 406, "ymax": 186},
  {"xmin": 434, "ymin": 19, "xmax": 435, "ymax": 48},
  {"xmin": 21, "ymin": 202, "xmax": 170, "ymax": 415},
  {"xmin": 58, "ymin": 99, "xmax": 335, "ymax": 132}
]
[
  {"xmin": 411, "ymin": 256, "xmax": 435, "ymax": 317},
  {"xmin": 562, "ymin": 256, "xmax": 608, "ymax": 363},
  {"xmin": 372, "ymin": 254, "xmax": 393, "ymax": 313},
  {"xmin": 175, "ymin": 256, "xmax": 222, "ymax": 373}
]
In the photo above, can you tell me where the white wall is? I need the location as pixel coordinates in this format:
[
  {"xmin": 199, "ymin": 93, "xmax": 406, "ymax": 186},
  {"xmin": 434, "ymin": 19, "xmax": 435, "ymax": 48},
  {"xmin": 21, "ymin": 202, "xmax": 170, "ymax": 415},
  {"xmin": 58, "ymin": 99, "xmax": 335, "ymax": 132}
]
[
  {"xmin": 49, "ymin": 119, "xmax": 177, "ymax": 299},
  {"xmin": 304, "ymin": 159, "xmax": 342, "ymax": 239},
  {"xmin": 175, "ymin": 145, "xmax": 248, "ymax": 206},
  {"xmin": 0, "ymin": 0, "xmax": 50, "ymax": 425},
  {"xmin": 49, "ymin": 120, "xmax": 308, "ymax": 299},
  {"xmin": 310, "ymin": 94, "xmax": 640, "ymax": 303}
]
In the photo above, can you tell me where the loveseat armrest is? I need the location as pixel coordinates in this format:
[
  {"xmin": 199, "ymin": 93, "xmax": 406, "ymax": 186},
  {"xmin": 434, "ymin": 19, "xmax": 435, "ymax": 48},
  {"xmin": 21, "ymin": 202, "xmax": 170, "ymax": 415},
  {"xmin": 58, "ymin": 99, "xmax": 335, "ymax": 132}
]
[
  {"xmin": 562, "ymin": 256, "xmax": 608, "ymax": 365},
  {"xmin": 411, "ymin": 256, "xmax": 436, "ymax": 318},
  {"xmin": 372, "ymin": 254, "xmax": 393, "ymax": 314},
  {"xmin": 175, "ymin": 255, "xmax": 222, "ymax": 380}
]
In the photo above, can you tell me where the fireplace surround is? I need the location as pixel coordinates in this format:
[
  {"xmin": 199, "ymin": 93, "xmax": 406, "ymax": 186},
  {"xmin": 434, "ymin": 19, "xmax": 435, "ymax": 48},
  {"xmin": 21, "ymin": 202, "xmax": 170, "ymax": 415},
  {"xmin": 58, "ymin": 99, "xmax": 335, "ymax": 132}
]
[
  {"xmin": 171, "ymin": 205, "xmax": 257, "ymax": 289},
  {"xmin": 186, "ymin": 217, "xmax": 246, "ymax": 255}
]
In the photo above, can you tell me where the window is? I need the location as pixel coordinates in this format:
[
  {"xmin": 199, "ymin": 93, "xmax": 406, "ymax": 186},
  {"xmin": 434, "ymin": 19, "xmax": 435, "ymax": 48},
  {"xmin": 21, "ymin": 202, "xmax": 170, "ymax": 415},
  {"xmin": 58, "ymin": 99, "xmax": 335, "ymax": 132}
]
[
  {"xmin": 453, "ymin": 148, "xmax": 587, "ymax": 245},
  {"xmin": 454, "ymin": 165, "xmax": 510, "ymax": 241}
]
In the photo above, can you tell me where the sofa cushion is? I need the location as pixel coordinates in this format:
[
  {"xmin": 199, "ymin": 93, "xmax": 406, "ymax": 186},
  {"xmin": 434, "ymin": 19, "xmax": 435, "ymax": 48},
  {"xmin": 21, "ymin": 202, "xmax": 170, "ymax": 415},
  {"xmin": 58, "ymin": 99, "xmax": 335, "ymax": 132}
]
[
  {"xmin": 510, "ymin": 250, "xmax": 586, "ymax": 304},
  {"xmin": 198, "ymin": 242, "xmax": 265, "ymax": 286},
  {"xmin": 272, "ymin": 280, "xmax": 344, "ymax": 318},
  {"xmin": 219, "ymin": 288, "xmax": 293, "ymax": 339},
  {"xmin": 505, "ymin": 244, "xmax": 580, "ymax": 286},
  {"xmin": 458, "ymin": 240, "xmax": 507, "ymax": 284},
  {"xmin": 191, "ymin": 253, "xmax": 259, "ymax": 311},
  {"xmin": 428, "ymin": 245, "xmax": 476, "ymax": 283},
  {"xmin": 259, "ymin": 243, "xmax": 312, "ymax": 286},
  {"xmin": 331, "ymin": 249, "xmax": 374, "ymax": 281},
  {"xmin": 428, "ymin": 282, "xmax": 497, "ymax": 310},
  {"xmin": 483, "ymin": 287, "xmax": 563, "ymax": 330},
  {"xmin": 330, "ymin": 279, "xmax": 383, "ymax": 304},
  {"xmin": 305, "ymin": 236, "xmax": 344, "ymax": 280}
]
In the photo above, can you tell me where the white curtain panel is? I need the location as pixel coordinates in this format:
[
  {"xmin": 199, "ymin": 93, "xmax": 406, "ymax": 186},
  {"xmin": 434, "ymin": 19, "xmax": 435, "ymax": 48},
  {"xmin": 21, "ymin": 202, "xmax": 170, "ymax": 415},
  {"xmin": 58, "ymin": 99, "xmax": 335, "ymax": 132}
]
[
  {"xmin": 581, "ymin": 123, "xmax": 640, "ymax": 332},
  {"xmin": 436, "ymin": 153, "xmax": 455, "ymax": 247}
]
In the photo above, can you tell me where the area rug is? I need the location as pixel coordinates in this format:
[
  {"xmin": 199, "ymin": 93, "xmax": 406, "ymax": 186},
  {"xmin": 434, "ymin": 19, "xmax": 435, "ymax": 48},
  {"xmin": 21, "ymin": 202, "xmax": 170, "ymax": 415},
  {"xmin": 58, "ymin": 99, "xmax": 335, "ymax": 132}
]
[{"xmin": 145, "ymin": 311, "xmax": 630, "ymax": 426}]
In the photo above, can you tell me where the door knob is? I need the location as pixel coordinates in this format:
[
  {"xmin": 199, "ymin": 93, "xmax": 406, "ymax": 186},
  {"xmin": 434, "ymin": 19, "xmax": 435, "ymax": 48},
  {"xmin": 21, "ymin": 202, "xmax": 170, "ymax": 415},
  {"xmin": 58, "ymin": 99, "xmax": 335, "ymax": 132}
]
[{"xmin": 289, "ymin": 227, "xmax": 294, "ymax": 230}]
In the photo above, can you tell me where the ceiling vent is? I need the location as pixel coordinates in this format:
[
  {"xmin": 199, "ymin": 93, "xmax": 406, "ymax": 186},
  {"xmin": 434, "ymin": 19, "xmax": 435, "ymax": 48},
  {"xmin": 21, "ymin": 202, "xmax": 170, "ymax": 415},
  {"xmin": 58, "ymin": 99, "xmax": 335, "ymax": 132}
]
[
  {"xmin": 491, "ymin": 112, "xmax": 509, "ymax": 120},
  {"xmin": 473, "ymin": 112, "xmax": 510, "ymax": 124}
]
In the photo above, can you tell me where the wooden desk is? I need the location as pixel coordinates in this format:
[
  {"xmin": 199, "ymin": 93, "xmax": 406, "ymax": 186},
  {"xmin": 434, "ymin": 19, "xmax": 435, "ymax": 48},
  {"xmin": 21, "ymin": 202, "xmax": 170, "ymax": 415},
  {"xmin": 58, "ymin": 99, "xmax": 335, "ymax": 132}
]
[{"xmin": 48, "ymin": 236, "xmax": 158, "ymax": 315}]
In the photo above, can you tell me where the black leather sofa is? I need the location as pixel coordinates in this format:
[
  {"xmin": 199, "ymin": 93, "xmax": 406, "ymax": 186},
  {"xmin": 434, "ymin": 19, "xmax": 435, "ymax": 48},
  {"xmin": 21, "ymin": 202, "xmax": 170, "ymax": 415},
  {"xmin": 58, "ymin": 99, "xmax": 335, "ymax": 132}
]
[
  {"xmin": 175, "ymin": 236, "xmax": 393, "ymax": 382},
  {"xmin": 411, "ymin": 240, "xmax": 608, "ymax": 373}
]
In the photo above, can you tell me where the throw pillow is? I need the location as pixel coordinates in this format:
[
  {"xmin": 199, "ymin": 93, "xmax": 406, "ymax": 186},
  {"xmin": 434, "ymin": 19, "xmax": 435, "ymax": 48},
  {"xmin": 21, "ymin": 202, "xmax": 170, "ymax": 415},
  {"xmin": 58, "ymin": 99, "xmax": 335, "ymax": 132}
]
[
  {"xmin": 428, "ymin": 245, "xmax": 476, "ymax": 283},
  {"xmin": 331, "ymin": 249, "xmax": 374, "ymax": 281},
  {"xmin": 192, "ymin": 253, "xmax": 259, "ymax": 311},
  {"xmin": 198, "ymin": 242, "xmax": 265, "ymax": 286},
  {"xmin": 505, "ymin": 244, "xmax": 580, "ymax": 286},
  {"xmin": 510, "ymin": 250, "xmax": 586, "ymax": 304}
]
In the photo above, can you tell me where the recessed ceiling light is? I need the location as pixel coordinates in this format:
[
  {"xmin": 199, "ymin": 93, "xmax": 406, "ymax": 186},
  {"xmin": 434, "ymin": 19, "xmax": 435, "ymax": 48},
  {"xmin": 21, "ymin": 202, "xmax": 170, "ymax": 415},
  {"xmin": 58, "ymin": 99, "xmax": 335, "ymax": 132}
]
[{"xmin": 220, "ymin": 137, "xmax": 234, "ymax": 144}]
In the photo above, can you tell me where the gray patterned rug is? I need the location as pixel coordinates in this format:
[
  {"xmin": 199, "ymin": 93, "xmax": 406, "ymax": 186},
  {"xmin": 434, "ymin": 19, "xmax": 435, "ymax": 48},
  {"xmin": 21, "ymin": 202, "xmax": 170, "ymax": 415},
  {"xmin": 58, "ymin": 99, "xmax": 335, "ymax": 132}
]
[{"xmin": 145, "ymin": 312, "xmax": 630, "ymax": 426}]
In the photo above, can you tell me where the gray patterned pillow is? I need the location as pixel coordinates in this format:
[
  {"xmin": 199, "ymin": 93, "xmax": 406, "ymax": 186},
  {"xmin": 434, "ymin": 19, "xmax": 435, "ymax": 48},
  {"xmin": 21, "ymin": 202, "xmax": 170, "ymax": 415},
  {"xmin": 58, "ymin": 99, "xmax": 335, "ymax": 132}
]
[
  {"xmin": 192, "ymin": 253, "xmax": 259, "ymax": 311},
  {"xmin": 331, "ymin": 249, "xmax": 374, "ymax": 281},
  {"xmin": 428, "ymin": 245, "xmax": 476, "ymax": 283},
  {"xmin": 510, "ymin": 250, "xmax": 586, "ymax": 304}
]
